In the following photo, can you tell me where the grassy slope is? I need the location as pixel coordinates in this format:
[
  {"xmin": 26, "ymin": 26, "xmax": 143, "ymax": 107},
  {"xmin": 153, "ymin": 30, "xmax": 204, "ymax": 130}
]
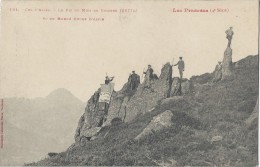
[{"xmin": 28, "ymin": 55, "xmax": 258, "ymax": 166}]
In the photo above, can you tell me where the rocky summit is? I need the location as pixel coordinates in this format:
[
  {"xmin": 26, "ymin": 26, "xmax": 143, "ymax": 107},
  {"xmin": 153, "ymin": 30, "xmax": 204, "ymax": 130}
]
[{"xmin": 74, "ymin": 63, "xmax": 194, "ymax": 143}]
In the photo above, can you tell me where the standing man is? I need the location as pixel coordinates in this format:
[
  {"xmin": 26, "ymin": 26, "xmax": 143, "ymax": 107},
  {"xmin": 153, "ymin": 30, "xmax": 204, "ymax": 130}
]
[
  {"xmin": 225, "ymin": 27, "xmax": 234, "ymax": 47},
  {"xmin": 129, "ymin": 71, "xmax": 140, "ymax": 90},
  {"xmin": 143, "ymin": 65, "xmax": 154, "ymax": 88},
  {"xmin": 174, "ymin": 57, "xmax": 185, "ymax": 79}
]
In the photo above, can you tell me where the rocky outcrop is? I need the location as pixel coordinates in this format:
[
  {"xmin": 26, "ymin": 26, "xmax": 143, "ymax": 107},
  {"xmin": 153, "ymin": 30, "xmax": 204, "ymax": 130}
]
[
  {"xmin": 126, "ymin": 64, "xmax": 172, "ymax": 120},
  {"xmin": 170, "ymin": 77, "xmax": 192, "ymax": 96},
  {"xmin": 222, "ymin": 47, "xmax": 232, "ymax": 79},
  {"xmin": 75, "ymin": 63, "xmax": 196, "ymax": 141},
  {"xmin": 212, "ymin": 64, "xmax": 222, "ymax": 83},
  {"xmin": 104, "ymin": 63, "xmax": 173, "ymax": 125},
  {"xmin": 170, "ymin": 77, "xmax": 181, "ymax": 96},
  {"xmin": 75, "ymin": 63, "xmax": 173, "ymax": 141},
  {"xmin": 74, "ymin": 90, "xmax": 103, "ymax": 142},
  {"xmin": 134, "ymin": 110, "xmax": 173, "ymax": 140}
]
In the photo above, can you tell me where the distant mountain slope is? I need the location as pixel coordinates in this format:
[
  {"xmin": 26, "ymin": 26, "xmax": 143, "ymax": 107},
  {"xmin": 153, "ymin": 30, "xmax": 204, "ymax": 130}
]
[
  {"xmin": 1, "ymin": 88, "xmax": 85, "ymax": 165},
  {"xmin": 0, "ymin": 121, "xmax": 59, "ymax": 165},
  {"xmin": 29, "ymin": 55, "xmax": 258, "ymax": 166}
]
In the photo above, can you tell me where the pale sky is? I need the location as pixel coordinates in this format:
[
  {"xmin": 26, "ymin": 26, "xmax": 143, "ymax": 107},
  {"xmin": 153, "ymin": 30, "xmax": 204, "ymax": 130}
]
[{"xmin": 0, "ymin": 0, "xmax": 258, "ymax": 101}]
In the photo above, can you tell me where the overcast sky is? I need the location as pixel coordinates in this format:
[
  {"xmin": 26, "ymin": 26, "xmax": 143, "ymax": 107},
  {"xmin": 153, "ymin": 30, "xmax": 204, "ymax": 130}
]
[{"xmin": 0, "ymin": 0, "xmax": 258, "ymax": 101}]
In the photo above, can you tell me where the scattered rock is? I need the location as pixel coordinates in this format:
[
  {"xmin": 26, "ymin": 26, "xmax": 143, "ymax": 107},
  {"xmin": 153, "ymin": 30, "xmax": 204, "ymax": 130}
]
[
  {"xmin": 211, "ymin": 135, "xmax": 223, "ymax": 142},
  {"xmin": 48, "ymin": 152, "xmax": 58, "ymax": 157},
  {"xmin": 134, "ymin": 110, "xmax": 173, "ymax": 140},
  {"xmin": 80, "ymin": 127, "xmax": 102, "ymax": 138}
]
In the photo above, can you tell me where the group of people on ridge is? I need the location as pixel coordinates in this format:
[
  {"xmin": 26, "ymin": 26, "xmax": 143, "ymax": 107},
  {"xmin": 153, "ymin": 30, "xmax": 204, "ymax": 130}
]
[
  {"xmin": 104, "ymin": 56, "xmax": 185, "ymax": 91},
  {"xmin": 105, "ymin": 27, "xmax": 234, "ymax": 89}
]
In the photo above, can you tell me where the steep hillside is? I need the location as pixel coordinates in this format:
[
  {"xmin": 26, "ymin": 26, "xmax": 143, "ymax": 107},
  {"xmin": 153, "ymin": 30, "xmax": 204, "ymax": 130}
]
[
  {"xmin": 29, "ymin": 55, "xmax": 258, "ymax": 166},
  {"xmin": 1, "ymin": 88, "xmax": 85, "ymax": 165}
]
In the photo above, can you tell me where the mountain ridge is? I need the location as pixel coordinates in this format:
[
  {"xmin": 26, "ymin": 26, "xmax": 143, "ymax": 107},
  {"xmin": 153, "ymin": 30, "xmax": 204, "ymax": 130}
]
[{"xmin": 28, "ymin": 54, "xmax": 258, "ymax": 166}]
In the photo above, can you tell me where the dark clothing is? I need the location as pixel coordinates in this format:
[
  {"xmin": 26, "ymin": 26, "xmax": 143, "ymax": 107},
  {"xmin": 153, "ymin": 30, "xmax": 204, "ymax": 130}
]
[
  {"xmin": 174, "ymin": 60, "xmax": 185, "ymax": 79},
  {"xmin": 105, "ymin": 77, "xmax": 113, "ymax": 84},
  {"xmin": 129, "ymin": 73, "xmax": 140, "ymax": 90},
  {"xmin": 143, "ymin": 68, "xmax": 154, "ymax": 78},
  {"xmin": 175, "ymin": 60, "xmax": 185, "ymax": 70},
  {"xmin": 105, "ymin": 79, "xmax": 110, "ymax": 84}
]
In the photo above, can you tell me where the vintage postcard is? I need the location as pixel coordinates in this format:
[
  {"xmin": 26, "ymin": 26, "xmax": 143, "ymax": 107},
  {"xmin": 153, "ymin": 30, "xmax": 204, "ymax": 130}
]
[{"xmin": 0, "ymin": 0, "xmax": 258, "ymax": 166}]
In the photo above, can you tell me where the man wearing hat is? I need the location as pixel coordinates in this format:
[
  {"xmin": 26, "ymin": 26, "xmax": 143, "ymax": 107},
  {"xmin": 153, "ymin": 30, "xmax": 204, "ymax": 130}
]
[
  {"xmin": 129, "ymin": 71, "xmax": 140, "ymax": 90},
  {"xmin": 225, "ymin": 27, "xmax": 234, "ymax": 47},
  {"xmin": 174, "ymin": 57, "xmax": 185, "ymax": 79},
  {"xmin": 143, "ymin": 64, "xmax": 154, "ymax": 88}
]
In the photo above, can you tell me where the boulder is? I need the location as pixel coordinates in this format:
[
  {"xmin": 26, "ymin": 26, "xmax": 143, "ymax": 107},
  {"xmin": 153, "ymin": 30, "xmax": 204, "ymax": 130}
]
[
  {"xmin": 222, "ymin": 47, "xmax": 232, "ymax": 79},
  {"xmin": 211, "ymin": 135, "xmax": 223, "ymax": 143},
  {"xmin": 80, "ymin": 127, "xmax": 102, "ymax": 138},
  {"xmin": 134, "ymin": 110, "xmax": 173, "ymax": 140},
  {"xmin": 170, "ymin": 78, "xmax": 192, "ymax": 96}
]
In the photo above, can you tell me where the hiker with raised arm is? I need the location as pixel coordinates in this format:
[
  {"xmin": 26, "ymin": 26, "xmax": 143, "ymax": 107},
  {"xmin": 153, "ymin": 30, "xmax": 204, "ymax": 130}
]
[
  {"xmin": 225, "ymin": 27, "xmax": 234, "ymax": 47},
  {"xmin": 105, "ymin": 76, "xmax": 114, "ymax": 85},
  {"xmin": 174, "ymin": 57, "xmax": 185, "ymax": 79}
]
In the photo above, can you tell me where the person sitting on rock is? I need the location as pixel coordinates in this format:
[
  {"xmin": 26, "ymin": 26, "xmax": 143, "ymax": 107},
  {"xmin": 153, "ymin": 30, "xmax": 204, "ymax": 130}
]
[
  {"xmin": 212, "ymin": 61, "xmax": 222, "ymax": 83},
  {"xmin": 174, "ymin": 57, "xmax": 185, "ymax": 80},
  {"xmin": 105, "ymin": 76, "xmax": 114, "ymax": 85},
  {"xmin": 143, "ymin": 65, "xmax": 154, "ymax": 88},
  {"xmin": 129, "ymin": 71, "xmax": 140, "ymax": 90},
  {"xmin": 216, "ymin": 61, "xmax": 222, "ymax": 71},
  {"xmin": 225, "ymin": 27, "xmax": 234, "ymax": 47}
]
